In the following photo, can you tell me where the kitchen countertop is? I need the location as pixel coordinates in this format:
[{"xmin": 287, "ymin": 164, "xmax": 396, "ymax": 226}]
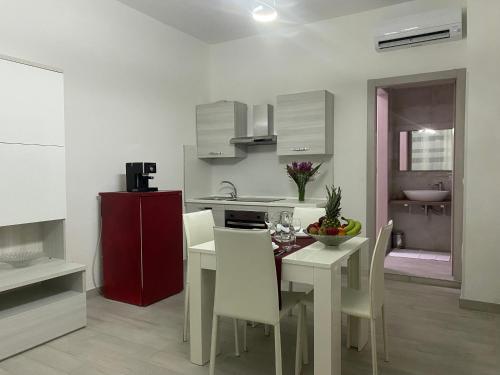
[{"xmin": 185, "ymin": 196, "xmax": 326, "ymax": 208}]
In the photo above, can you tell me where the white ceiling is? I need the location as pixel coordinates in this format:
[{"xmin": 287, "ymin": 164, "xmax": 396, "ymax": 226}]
[{"xmin": 117, "ymin": 0, "xmax": 412, "ymax": 44}]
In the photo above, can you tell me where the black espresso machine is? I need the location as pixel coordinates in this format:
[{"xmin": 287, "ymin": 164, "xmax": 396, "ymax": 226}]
[{"xmin": 126, "ymin": 162, "xmax": 158, "ymax": 192}]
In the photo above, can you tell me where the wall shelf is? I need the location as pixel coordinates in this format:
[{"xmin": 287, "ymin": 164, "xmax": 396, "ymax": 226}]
[
  {"xmin": 0, "ymin": 258, "xmax": 85, "ymax": 293},
  {"xmin": 390, "ymin": 200, "xmax": 451, "ymax": 215},
  {"xmin": 0, "ymin": 274, "xmax": 86, "ymax": 360}
]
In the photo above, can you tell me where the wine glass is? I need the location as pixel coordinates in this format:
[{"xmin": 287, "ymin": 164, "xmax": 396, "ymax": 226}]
[
  {"xmin": 291, "ymin": 218, "xmax": 302, "ymax": 249},
  {"xmin": 275, "ymin": 221, "xmax": 283, "ymax": 242},
  {"xmin": 264, "ymin": 212, "xmax": 272, "ymax": 231},
  {"xmin": 280, "ymin": 211, "xmax": 293, "ymax": 251},
  {"xmin": 265, "ymin": 212, "xmax": 279, "ymax": 235}
]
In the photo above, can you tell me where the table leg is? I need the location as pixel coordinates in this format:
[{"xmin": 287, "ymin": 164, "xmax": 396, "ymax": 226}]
[
  {"xmin": 189, "ymin": 253, "xmax": 216, "ymax": 365},
  {"xmin": 314, "ymin": 264, "xmax": 342, "ymax": 375},
  {"xmin": 347, "ymin": 243, "xmax": 369, "ymax": 351}
]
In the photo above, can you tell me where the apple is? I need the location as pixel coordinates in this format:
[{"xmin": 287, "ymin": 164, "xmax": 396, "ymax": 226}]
[
  {"xmin": 326, "ymin": 227, "xmax": 339, "ymax": 236},
  {"xmin": 308, "ymin": 226, "xmax": 319, "ymax": 235}
]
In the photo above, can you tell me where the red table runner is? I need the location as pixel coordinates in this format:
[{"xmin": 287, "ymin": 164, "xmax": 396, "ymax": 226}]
[{"xmin": 274, "ymin": 237, "xmax": 316, "ymax": 309}]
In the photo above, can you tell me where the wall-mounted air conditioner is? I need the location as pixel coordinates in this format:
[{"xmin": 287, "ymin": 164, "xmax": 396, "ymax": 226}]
[{"xmin": 375, "ymin": 8, "xmax": 463, "ymax": 52}]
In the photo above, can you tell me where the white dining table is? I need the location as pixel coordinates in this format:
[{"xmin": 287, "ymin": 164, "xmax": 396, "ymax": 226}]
[{"xmin": 188, "ymin": 236, "xmax": 370, "ymax": 375}]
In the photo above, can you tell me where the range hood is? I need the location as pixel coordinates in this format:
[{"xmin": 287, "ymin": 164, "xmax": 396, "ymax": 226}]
[{"xmin": 230, "ymin": 104, "xmax": 277, "ymax": 145}]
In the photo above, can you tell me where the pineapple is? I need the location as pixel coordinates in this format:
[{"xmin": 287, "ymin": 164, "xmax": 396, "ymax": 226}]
[{"xmin": 322, "ymin": 185, "xmax": 342, "ymax": 228}]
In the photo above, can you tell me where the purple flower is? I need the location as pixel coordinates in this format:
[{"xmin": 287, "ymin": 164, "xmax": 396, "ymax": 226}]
[
  {"xmin": 286, "ymin": 161, "xmax": 322, "ymax": 201},
  {"xmin": 286, "ymin": 161, "xmax": 321, "ymax": 182},
  {"xmin": 299, "ymin": 162, "xmax": 312, "ymax": 172}
]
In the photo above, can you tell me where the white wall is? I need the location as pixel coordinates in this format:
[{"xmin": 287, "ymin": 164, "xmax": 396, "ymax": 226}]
[
  {"xmin": 0, "ymin": 0, "xmax": 209, "ymax": 289},
  {"xmin": 461, "ymin": 0, "xmax": 500, "ymax": 304},
  {"xmin": 209, "ymin": 0, "xmax": 500, "ymax": 305}
]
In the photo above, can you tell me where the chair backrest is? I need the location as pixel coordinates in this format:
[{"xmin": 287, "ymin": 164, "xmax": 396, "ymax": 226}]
[
  {"xmin": 369, "ymin": 220, "xmax": 393, "ymax": 313},
  {"xmin": 213, "ymin": 227, "xmax": 280, "ymax": 325},
  {"xmin": 183, "ymin": 210, "xmax": 215, "ymax": 248},
  {"xmin": 293, "ymin": 207, "xmax": 326, "ymax": 227}
]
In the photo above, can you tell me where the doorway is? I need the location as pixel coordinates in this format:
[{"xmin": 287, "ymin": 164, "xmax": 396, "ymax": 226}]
[{"xmin": 367, "ymin": 69, "xmax": 466, "ymax": 285}]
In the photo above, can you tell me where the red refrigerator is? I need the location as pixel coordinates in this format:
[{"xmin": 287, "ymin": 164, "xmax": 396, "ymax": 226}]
[{"xmin": 99, "ymin": 191, "xmax": 183, "ymax": 306}]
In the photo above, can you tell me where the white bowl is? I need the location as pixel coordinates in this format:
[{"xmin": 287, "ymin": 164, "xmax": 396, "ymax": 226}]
[
  {"xmin": 403, "ymin": 190, "xmax": 450, "ymax": 202},
  {"xmin": 0, "ymin": 248, "xmax": 44, "ymax": 268},
  {"xmin": 305, "ymin": 230, "xmax": 358, "ymax": 247}
]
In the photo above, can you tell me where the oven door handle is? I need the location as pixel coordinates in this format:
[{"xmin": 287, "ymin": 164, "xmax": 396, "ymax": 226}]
[{"xmin": 225, "ymin": 220, "xmax": 267, "ymax": 229}]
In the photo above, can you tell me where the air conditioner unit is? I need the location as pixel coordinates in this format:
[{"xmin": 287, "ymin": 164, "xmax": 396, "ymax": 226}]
[{"xmin": 375, "ymin": 8, "xmax": 463, "ymax": 52}]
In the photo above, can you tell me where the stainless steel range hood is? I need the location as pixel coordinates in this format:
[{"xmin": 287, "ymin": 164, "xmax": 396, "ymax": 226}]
[{"xmin": 230, "ymin": 104, "xmax": 277, "ymax": 145}]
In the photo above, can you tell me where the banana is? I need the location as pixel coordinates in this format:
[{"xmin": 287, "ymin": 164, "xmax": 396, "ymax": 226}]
[
  {"xmin": 344, "ymin": 219, "xmax": 355, "ymax": 232},
  {"xmin": 346, "ymin": 221, "xmax": 361, "ymax": 236}
]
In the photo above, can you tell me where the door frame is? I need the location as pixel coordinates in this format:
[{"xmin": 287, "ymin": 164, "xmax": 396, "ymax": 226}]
[{"xmin": 366, "ymin": 69, "xmax": 466, "ymax": 281}]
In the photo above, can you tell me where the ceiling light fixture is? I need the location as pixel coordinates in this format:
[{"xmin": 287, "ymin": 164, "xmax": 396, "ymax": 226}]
[
  {"xmin": 418, "ymin": 128, "xmax": 437, "ymax": 134},
  {"xmin": 252, "ymin": 1, "xmax": 278, "ymax": 23}
]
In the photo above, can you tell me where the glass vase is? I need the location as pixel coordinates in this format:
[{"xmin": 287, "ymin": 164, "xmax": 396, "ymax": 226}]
[{"xmin": 297, "ymin": 183, "xmax": 306, "ymax": 202}]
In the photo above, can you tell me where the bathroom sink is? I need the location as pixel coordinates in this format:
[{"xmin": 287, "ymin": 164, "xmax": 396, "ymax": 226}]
[{"xmin": 403, "ymin": 190, "xmax": 450, "ymax": 202}]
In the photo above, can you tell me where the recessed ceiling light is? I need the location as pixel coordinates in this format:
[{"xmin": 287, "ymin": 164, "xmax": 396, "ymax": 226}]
[{"xmin": 252, "ymin": 2, "xmax": 278, "ymax": 23}]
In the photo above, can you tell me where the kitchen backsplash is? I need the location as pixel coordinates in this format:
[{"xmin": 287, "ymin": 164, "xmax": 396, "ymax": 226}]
[{"xmin": 183, "ymin": 144, "xmax": 334, "ymax": 199}]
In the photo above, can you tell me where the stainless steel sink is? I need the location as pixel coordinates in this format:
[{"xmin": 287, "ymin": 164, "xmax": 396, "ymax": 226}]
[
  {"xmin": 234, "ymin": 197, "xmax": 284, "ymax": 203},
  {"xmin": 197, "ymin": 196, "xmax": 236, "ymax": 201},
  {"xmin": 196, "ymin": 196, "xmax": 283, "ymax": 203}
]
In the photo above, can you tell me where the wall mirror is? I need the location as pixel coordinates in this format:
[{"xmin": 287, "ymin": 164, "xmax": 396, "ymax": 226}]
[{"xmin": 399, "ymin": 129, "xmax": 454, "ymax": 171}]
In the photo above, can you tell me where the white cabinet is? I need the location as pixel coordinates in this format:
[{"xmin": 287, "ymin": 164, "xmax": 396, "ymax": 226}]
[
  {"xmin": 0, "ymin": 59, "xmax": 64, "ymax": 146},
  {"xmin": 276, "ymin": 90, "xmax": 334, "ymax": 156},
  {"xmin": 196, "ymin": 101, "xmax": 247, "ymax": 158},
  {"xmin": 0, "ymin": 143, "xmax": 66, "ymax": 227},
  {"xmin": 0, "ymin": 261, "xmax": 86, "ymax": 360},
  {"xmin": 0, "ymin": 57, "xmax": 85, "ymax": 360}
]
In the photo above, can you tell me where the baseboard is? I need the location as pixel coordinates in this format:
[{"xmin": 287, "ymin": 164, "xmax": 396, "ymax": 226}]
[{"xmin": 459, "ymin": 298, "xmax": 500, "ymax": 314}]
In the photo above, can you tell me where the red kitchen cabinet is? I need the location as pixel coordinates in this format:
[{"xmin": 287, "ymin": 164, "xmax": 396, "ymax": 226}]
[{"xmin": 99, "ymin": 191, "xmax": 183, "ymax": 306}]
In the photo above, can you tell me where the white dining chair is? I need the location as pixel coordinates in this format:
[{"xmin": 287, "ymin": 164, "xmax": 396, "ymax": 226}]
[
  {"xmin": 301, "ymin": 220, "xmax": 393, "ymax": 375},
  {"xmin": 344, "ymin": 220, "xmax": 393, "ymax": 375},
  {"xmin": 209, "ymin": 227, "xmax": 307, "ymax": 375},
  {"xmin": 183, "ymin": 211, "xmax": 242, "ymax": 356}
]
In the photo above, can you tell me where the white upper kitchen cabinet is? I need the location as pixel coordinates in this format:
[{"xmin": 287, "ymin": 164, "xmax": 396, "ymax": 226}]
[
  {"xmin": 276, "ymin": 90, "xmax": 334, "ymax": 156},
  {"xmin": 0, "ymin": 58, "xmax": 64, "ymax": 146},
  {"xmin": 196, "ymin": 101, "xmax": 247, "ymax": 158},
  {"xmin": 0, "ymin": 143, "xmax": 66, "ymax": 227}
]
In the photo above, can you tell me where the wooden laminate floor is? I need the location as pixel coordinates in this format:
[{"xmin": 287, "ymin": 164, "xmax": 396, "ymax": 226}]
[
  {"xmin": 0, "ymin": 279, "xmax": 498, "ymax": 375},
  {"xmin": 385, "ymin": 255, "xmax": 453, "ymax": 281}
]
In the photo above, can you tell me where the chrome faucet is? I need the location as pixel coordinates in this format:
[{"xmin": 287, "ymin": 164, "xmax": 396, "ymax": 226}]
[
  {"xmin": 220, "ymin": 180, "xmax": 237, "ymax": 199},
  {"xmin": 431, "ymin": 181, "xmax": 444, "ymax": 191}
]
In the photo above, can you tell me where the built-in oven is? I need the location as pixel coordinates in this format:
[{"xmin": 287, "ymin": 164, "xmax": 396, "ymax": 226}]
[{"xmin": 225, "ymin": 210, "xmax": 267, "ymax": 230}]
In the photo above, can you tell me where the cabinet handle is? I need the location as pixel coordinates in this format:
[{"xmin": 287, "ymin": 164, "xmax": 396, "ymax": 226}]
[
  {"xmin": 291, "ymin": 147, "xmax": 310, "ymax": 152},
  {"xmin": 209, "ymin": 151, "xmax": 223, "ymax": 155}
]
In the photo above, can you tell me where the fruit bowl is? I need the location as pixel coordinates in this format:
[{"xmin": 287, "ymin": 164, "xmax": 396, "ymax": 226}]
[{"xmin": 305, "ymin": 230, "xmax": 358, "ymax": 247}]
